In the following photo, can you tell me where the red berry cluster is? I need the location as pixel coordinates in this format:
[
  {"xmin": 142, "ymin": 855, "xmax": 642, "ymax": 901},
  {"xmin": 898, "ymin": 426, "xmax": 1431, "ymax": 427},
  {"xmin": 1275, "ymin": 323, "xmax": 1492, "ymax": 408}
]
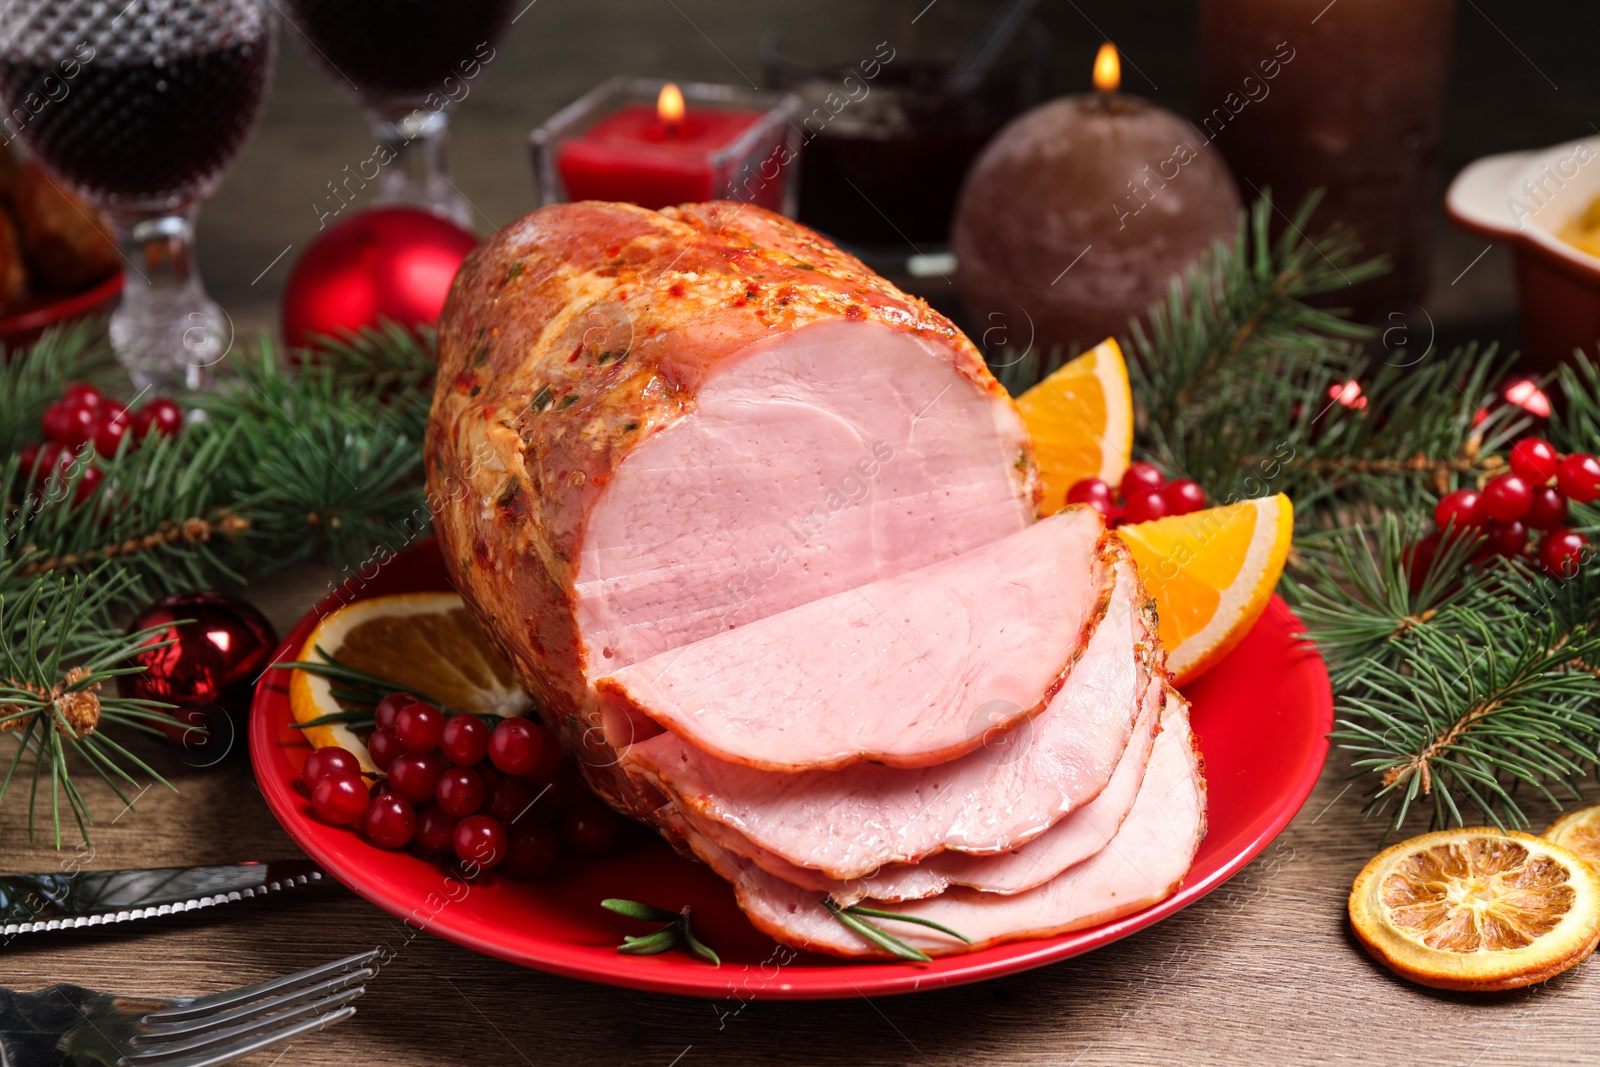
[
  {"xmin": 18, "ymin": 382, "xmax": 183, "ymax": 502},
  {"xmin": 1066, "ymin": 462, "xmax": 1206, "ymax": 526},
  {"xmin": 301, "ymin": 692, "xmax": 617, "ymax": 880},
  {"xmin": 1413, "ymin": 437, "xmax": 1597, "ymax": 586}
]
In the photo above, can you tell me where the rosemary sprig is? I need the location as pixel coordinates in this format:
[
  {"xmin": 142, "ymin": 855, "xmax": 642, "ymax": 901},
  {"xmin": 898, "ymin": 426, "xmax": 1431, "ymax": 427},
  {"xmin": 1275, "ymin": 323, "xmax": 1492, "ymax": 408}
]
[
  {"xmin": 602, "ymin": 898, "xmax": 721, "ymax": 966},
  {"xmin": 822, "ymin": 899, "xmax": 972, "ymax": 961}
]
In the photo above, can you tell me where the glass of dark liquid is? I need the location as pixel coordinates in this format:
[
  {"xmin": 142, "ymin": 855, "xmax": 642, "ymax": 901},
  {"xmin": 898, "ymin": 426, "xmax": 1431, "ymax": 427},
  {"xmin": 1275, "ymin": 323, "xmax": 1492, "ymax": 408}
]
[
  {"xmin": 0, "ymin": 0, "xmax": 275, "ymax": 392},
  {"xmin": 281, "ymin": 0, "xmax": 514, "ymax": 228}
]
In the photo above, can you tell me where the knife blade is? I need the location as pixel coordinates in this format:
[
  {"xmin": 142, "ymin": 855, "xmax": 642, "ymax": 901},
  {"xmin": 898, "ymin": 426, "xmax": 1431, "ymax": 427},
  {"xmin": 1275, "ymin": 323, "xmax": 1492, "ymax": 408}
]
[{"xmin": 0, "ymin": 860, "xmax": 324, "ymax": 935}]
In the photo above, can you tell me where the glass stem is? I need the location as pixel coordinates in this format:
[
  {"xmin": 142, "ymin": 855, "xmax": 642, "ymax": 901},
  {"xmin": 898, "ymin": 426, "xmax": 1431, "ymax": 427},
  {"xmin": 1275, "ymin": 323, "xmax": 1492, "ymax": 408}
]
[
  {"xmin": 108, "ymin": 210, "xmax": 230, "ymax": 394},
  {"xmin": 369, "ymin": 108, "xmax": 473, "ymax": 229}
]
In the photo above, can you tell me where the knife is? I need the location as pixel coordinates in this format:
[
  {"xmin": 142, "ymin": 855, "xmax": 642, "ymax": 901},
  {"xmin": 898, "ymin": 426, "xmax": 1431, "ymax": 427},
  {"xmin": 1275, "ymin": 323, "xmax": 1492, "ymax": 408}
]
[{"xmin": 0, "ymin": 860, "xmax": 324, "ymax": 936}]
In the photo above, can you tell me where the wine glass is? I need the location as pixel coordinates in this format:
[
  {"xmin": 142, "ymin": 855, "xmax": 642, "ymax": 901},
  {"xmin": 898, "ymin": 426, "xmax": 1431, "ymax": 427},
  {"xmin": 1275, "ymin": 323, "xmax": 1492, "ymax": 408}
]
[
  {"xmin": 280, "ymin": 0, "xmax": 515, "ymax": 229},
  {"xmin": 0, "ymin": 0, "xmax": 276, "ymax": 393}
]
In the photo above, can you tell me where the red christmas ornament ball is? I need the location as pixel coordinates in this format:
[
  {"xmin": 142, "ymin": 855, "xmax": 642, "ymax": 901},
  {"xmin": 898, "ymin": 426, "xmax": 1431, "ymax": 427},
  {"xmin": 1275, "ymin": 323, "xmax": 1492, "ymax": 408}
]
[
  {"xmin": 118, "ymin": 592, "xmax": 278, "ymax": 757},
  {"xmin": 281, "ymin": 207, "xmax": 478, "ymax": 351}
]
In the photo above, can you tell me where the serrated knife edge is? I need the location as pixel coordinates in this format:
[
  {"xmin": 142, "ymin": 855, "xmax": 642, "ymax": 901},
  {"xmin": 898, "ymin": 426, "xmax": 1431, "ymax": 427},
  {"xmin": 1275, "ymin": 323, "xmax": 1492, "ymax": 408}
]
[{"xmin": 0, "ymin": 863, "xmax": 323, "ymax": 936}]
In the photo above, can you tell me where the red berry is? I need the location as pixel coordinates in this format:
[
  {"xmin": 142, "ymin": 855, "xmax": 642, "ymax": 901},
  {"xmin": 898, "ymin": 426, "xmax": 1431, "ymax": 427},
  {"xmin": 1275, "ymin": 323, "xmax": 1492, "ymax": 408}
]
[
  {"xmin": 1481, "ymin": 473, "xmax": 1533, "ymax": 522},
  {"xmin": 1119, "ymin": 462, "xmax": 1165, "ymax": 500},
  {"xmin": 61, "ymin": 382, "xmax": 102, "ymax": 411},
  {"xmin": 91, "ymin": 404, "xmax": 134, "ymax": 458},
  {"xmin": 1434, "ymin": 489, "xmax": 1483, "ymax": 531},
  {"xmin": 367, "ymin": 727, "xmax": 405, "ymax": 772},
  {"xmin": 1557, "ymin": 453, "xmax": 1600, "ymax": 504},
  {"xmin": 435, "ymin": 765, "xmax": 487, "ymax": 817},
  {"xmin": 485, "ymin": 777, "xmax": 539, "ymax": 828},
  {"xmin": 1065, "ymin": 478, "xmax": 1114, "ymax": 517},
  {"xmin": 1404, "ymin": 531, "xmax": 1443, "ymax": 595},
  {"xmin": 139, "ymin": 397, "xmax": 183, "ymax": 438},
  {"xmin": 42, "ymin": 401, "xmax": 96, "ymax": 447},
  {"xmin": 395, "ymin": 702, "xmax": 445, "ymax": 752},
  {"xmin": 441, "ymin": 714, "xmax": 491, "ymax": 766},
  {"xmin": 529, "ymin": 726, "xmax": 563, "ymax": 779},
  {"xmin": 363, "ymin": 794, "xmax": 416, "ymax": 849},
  {"xmin": 1539, "ymin": 528, "xmax": 1590, "ymax": 578},
  {"xmin": 488, "ymin": 718, "xmax": 545, "ymax": 776},
  {"xmin": 1525, "ymin": 486, "xmax": 1569, "ymax": 531},
  {"xmin": 502, "ymin": 824, "xmax": 559, "ymax": 880},
  {"xmin": 1123, "ymin": 489, "xmax": 1169, "ymax": 525},
  {"xmin": 1162, "ymin": 479, "xmax": 1206, "ymax": 516},
  {"xmin": 413, "ymin": 805, "xmax": 459, "ymax": 854},
  {"xmin": 387, "ymin": 750, "xmax": 445, "ymax": 804},
  {"xmin": 72, "ymin": 464, "xmax": 103, "ymax": 505},
  {"xmin": 1510, "ymin": 438, "xmax": 1560, "ymax": 483},
  {"xmin": 562, "ymin": 801, "xmax": 618, "ymax": 856},
  {"xmin": 23, "ymin": 442, "xmax": 65, "ymax": 484},
  {"xmin": 302, "ymin": 745, "xmax": 361, "ymax": 789},
  {"xmin": 312, "ymin": 771, "xmax": 369, "ymax": 825},
  {"xmin": 1483, "ymin": 519, "xmax": 1528, "ymax": 558},
  {"xmin": 373, "ymin": 692, "xmax": 414, "ymax": 729},
  {"xmin": 453, "ymin": 814, "xmax": 507, "ymax": 868}
]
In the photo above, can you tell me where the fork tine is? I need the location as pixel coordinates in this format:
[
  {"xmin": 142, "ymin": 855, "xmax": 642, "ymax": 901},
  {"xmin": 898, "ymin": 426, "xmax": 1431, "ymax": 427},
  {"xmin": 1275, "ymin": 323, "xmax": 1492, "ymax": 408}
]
[
  {"xmin": 134, "ymin": 967, "xmax": 373, "ymax": 1041},
  {"xmin": 127, "ymin": 1004, "xmax": 359, "ymax": 1067},
  {"xmin": 123, "ymin": 987, "xmax": 366, "ymax": 1063},
  {"xmin": 140, "ymin": 950, "xmax": 379, "ymax": 1021}
]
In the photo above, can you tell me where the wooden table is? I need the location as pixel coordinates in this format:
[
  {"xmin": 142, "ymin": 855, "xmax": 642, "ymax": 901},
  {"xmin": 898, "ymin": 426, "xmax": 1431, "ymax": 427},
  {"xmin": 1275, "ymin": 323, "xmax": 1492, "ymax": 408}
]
[{"xmin": 6, "ymin": 2, "xmax": 1600, "ymax": 1064}]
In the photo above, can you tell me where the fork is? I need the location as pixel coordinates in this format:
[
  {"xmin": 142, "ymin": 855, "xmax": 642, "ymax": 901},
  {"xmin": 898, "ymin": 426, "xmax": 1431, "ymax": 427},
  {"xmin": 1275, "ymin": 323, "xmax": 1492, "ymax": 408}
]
[{"xmin": 0, "ymin": 949, "xmax": 378, "ymax": 1067}]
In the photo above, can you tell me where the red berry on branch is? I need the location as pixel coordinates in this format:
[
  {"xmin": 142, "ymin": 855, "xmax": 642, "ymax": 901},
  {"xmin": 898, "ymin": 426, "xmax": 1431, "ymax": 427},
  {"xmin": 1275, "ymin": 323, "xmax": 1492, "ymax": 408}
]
[
  {"xmin": 1119, "ymin": 462, "xmax": 1165, "ymax": 500},
  {"xmin": 302, "ymin": 745, "xmax": 360, "ymax": 789},
  {"xmin": 1123, "ymin": 489, "xmax": 1169, "ymax": 525},
  {"xmin": 1403, "ymin": 531, "xmax": 1443, "ymax": 595},
  {"xmin": 435, "ymin": 765, "xmax": 487, "ymax": 818},
  {"xmin": 367, "ymin": 727, "xmax": 404, "ymax": 772},
  {"xmin": 1065, "ymin": 477, "xmax": 1114, "ymax": 517},
  {"xmin": 1525, "ymin": 486, "xmax": 1569, "ymax": 531},
  {"xmin": 502, "ymin": 824, "xmax": 559, "ymax": 880},
  {"xmin": 1434, "ymin": 489, "xmax": 1483, "ymax": 531},
  {"xmin": 92, "ymin": 404, "xmax": 134, "ymax": 458},
  {"xmin": 1483, "ymin": 519, "xmax": 1528, "ymax": 558},
  {"xmin": 1557, "ymin": 453, "xmax": 1600, "ymax": 504},
  {"xmin": 1509, "ymin": 438, "xmax": 1560, "ymax": 483},
  {"xmin": 140, "ymin": 397, "xmax": 184, "ymax": 438},
  {"xmin": 363, "ymin": 794, "xmax": 416, "ymax": 849},
  {"xmin": 413, "ymin": 805, "xmax": 459, "ymax": 855},
  {"xmin": 453, "ymin": 814, "xmax": 508, "ymax": 868},
  {"xmin": 387, "ymin": 751, "xmax": 445, "ymax": 804},
  {"xmin": 60, "ymin": 382, "xmax": 102, "ymax": 411},
  {"xmin": 395, "ymin": 702, "xmax": 445, "ymax": 752},
  {"xmin": 1538, "ymin": 528, "xmax": 1590, "ymax": 578},
  {"xmin": 312, "ymin": 771, "xmax": 369, "ymax": 826},
  {"xmin": 373, "ymin": 691, "xmax": 414, "ymax": 730},
  {"xmin": 1481, "ymin": 473, "xmax": 1533, "ymax": 522},
  {"xmin": 42, "ymin": 400, "xmax": 95, "ymax": 447},
  {"xmin": 488, "ymin": 718, "xmax": 545, "ymax": 777},
  {"xmin": 1162, "ymin": 479, "xmax": 1207, "ymax": 516},
  {"xmin": 441, "ymin": 714, "xmax": 490, "ymax": 766},
  {"xmin": 72, "ymin": 464, "xmax": 103, "ymax": 505}
]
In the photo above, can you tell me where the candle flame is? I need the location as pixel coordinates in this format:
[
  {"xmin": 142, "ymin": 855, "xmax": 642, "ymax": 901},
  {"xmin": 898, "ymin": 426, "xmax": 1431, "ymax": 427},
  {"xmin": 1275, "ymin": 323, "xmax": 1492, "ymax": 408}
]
[
  {"xmin": 1093, "ymin": 43, "xmax": 1120, "ymax": 93},
  {"xmin": 658, "ymin": 82, "xmax": 685, "ymax": 125}
]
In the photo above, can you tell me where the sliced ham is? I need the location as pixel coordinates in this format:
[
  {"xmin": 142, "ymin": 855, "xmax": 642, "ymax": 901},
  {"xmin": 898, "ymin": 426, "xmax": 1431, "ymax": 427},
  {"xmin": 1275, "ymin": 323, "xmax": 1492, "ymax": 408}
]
[
  {"xmin": 427, "ymin": 201, "xmax": 1037, "ymax": 817},
  {"xmin": 670, "ymin": 687, "xmax": 1205, "ymax": 957},
  {"xmin": 598, "ymin": 508, "xmax": 1108, "ymax": 771},
  {"xmin": 622, "ymin": 547, "xmax": 1156, "ymax": 879}
]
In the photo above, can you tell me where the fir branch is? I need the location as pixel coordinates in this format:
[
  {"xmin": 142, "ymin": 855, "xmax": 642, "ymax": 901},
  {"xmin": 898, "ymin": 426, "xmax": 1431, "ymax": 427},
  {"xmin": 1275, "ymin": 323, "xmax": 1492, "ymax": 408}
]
[{"xmin": 0, "ymin": 321, "xmax": 117, "ymax": 456}]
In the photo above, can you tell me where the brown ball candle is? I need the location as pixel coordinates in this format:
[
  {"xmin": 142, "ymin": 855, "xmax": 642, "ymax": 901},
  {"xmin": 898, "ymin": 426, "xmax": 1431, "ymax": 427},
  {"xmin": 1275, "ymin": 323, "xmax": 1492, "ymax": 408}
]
[{"xmin": 954, "ymin": 45, "xmax": 1241, "ymax": 368}]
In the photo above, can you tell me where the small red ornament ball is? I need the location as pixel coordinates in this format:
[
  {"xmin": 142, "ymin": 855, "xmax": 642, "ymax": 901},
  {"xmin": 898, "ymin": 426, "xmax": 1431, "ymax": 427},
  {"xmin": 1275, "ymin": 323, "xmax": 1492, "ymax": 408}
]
[
  {"xmin": 281, "ymin": 206, "xmax": 478, "ymax": 352},
  {"xmin": 118, "ymin": 592, "xmax": 278, "ymax": 753}
]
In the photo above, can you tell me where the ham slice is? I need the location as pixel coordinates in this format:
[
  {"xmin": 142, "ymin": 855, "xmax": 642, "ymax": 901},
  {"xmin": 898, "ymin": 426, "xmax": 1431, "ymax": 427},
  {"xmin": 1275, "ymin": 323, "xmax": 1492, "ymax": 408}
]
[
  {"xmin": 623, "ymin": 547, "xmax": 1156, "ymax": 879},
  {"xmin": 598, "ymin": 508, "xmax": 1108, "ymax": 771},
  {"xmin": 427, "ymin": 201, "xmax": 1037, "ymax": 817},
  {"xmin": 670, "ymin": 687, "xmax": 1205, "ymax": 957}
]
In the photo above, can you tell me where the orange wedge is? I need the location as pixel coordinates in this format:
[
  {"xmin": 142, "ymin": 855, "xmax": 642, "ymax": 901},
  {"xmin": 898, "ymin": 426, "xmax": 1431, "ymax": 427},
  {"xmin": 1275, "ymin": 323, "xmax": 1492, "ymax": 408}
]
[
  {"xmin": 1546, "ymin": 805, "xmax": 1600, "ymax": 871},
  {"xmin": 1015, "ymin": 338, "xmax": 1134, "ymax": 514},
  {"xmin": 1116, "ymin": 494, "xmax": 1293, "ymax": 686},
  {"xmin": 288, "ymin": 592, "xmax": 531, "ymax": 772},
  {"xmin": 1349, "ymin": 828, "xmax": 1600, "ymax": 991}
]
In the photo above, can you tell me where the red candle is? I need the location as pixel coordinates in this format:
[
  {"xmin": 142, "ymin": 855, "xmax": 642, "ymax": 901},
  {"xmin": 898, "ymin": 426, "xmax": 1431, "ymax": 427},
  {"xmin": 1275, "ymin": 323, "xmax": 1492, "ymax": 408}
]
[{"xmin": 557, "ymin": 83, "xmax": 784, "ymax": 211}]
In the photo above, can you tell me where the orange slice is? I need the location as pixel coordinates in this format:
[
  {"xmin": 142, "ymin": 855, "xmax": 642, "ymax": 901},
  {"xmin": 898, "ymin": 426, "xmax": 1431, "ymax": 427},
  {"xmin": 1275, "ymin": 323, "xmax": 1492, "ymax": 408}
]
[
  {"xmin": 1015, "ymin": 338, "xmax": 1134, "ymax": 513},
  {"xmin": 288, "ymin": 592, "xmax": 531, "ymax": 771},
  {"xmin": 1349, "ymin": 828, "xmax": 1600, "ymax": 991},
  {"xmin": 1545, "ymin": 806, "xmax": 1600, "ymax": 871},
  {"xmin": 1116, "ymin": 494, "xmax": 1293, "ymax": 686}
]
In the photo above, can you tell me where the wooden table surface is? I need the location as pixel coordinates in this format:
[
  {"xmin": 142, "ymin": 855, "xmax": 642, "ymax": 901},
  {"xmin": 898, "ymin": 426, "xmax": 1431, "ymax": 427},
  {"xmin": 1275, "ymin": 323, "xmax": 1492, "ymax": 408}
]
[{"xmin": 6, "ymin": 2, "xmax": 1600, "ymax": 1064}]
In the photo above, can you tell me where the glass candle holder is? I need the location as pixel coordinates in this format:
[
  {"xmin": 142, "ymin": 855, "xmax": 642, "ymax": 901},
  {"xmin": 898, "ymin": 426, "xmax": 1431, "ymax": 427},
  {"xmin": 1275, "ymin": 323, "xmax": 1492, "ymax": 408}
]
[{"xmin": 530, "ymin": 77, "xmax": 803, "ymax": 215}]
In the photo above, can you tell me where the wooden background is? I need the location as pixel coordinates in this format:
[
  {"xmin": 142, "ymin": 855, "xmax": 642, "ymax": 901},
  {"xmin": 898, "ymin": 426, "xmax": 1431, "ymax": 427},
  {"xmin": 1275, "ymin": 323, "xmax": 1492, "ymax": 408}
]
[{"xmin": 6, "ymin": 2, "xmax": 1600, "ymax": 1064}]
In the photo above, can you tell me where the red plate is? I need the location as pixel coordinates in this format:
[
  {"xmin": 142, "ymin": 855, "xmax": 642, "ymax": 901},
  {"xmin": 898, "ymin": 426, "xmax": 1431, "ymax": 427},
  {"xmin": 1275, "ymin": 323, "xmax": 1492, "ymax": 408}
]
[
  {"xmin": 251, "ymin": 538, "xmax": 1331, "ymax": 999},
  {"xmin": 0, "ymin": 271, "xmax": 122, "ymax": 350}
]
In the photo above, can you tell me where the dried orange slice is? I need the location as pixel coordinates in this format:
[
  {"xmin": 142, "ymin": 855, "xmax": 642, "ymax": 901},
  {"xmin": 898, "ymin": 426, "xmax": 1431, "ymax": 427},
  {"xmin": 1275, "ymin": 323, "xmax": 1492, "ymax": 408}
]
[
  {"xmin": 1116, "ymin": 494, "xmax": 1293, "ymax": 686},
  {"xmin": 1545, "ymin": 805, "xmax": 1600, "ymax": 871},
  {"xmin": 1349, "ymin": 828, "xmax": 1600, "ymax": 991},
  {"xmin": 288, "ymin": 592, "xmax": 531, "ymax": 771},
  {"xmin": 1015, "ymin": 338, "xmax": 1134, "ymax": 514}
]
